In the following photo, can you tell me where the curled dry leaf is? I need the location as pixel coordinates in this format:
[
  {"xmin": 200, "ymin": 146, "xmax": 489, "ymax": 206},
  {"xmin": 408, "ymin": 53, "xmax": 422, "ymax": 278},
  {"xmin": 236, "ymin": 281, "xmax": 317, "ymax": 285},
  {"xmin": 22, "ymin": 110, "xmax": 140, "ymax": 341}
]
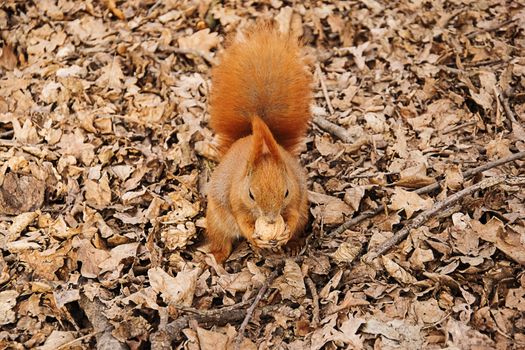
[
  {"xmin": 332, "ymin": 241, "xmax": 362, "ymax": 264},
  {"xmin": 274, "ymin": 259, "xmax": 306, "ymax": 301},
  {"xmin": 148, "ymin": 267, "xmax": 199, "ymax": 307},
  {"xmin": 98, "ymin": 242, "xmax": 139, "ymax": 274},
  {"xmin": 395, "ymin": 163, "xmax": 435, "ymax": 188},
  {"xmin": 7, "ymin": 211, "xmax": 38, "ymax": 241},
  {"xmin": 160, "ymin": 222, "xmax": 196, "ymax": 250},
  {"xmin": 74, "ymin": 238, "xmax": 111, "ymax": 278},
  {"xmin": 445, "ymin": 318, "xmax": 495, "ymax": 348},
  {"xmin": 444, "ymin": 165, "xmax": 464, "ymax": 191},
  {"xmin": 486, "ymin": 138, "xmax": 512, "ymax": 159},
  {"xmin": 343, "ymin": 186, "xmax": 365, "ymax": 211},
  {"xmin": 382, "ymin": 256, "xmax": 417, "ymax": 284},
  {"xmin": 408, "ymin": 247, "xmax": 434, "ymax": 270},
  {"xmin": 309, "ymin": 191, "xmax": 353, "ymax": 225}
]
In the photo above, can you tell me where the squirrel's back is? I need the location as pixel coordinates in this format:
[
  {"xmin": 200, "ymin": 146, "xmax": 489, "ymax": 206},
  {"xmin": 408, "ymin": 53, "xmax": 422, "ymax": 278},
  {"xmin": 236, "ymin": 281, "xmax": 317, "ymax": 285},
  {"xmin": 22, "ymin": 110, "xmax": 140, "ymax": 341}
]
[{"xmin": 209, "ymin": 23, "xmax": 312, "ymax": 154}]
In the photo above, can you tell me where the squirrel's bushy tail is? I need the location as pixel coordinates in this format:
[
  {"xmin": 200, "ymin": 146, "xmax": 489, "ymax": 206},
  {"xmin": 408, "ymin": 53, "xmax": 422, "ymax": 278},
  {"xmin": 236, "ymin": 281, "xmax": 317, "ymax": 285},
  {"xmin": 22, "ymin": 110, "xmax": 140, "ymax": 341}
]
[{"xmin": 209, "ymin": 22, "xmax": 312, "ymax": 155}]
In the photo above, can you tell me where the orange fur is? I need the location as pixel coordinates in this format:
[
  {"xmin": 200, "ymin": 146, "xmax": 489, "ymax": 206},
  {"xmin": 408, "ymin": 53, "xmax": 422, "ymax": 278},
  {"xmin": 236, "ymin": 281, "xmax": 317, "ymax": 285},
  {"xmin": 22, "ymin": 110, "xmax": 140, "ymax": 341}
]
[
  {"xmin": 206, "ymin": 23, "xmax": 311, "ymax": 264},
  {"xmin": 210, "ymin": 22, "xmax": 312, "ymax": 155}
]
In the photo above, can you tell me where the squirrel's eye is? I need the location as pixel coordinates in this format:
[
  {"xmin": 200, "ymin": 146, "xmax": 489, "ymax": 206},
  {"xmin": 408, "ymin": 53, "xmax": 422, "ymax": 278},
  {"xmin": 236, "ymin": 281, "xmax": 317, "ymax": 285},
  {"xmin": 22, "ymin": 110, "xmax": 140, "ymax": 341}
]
[
  {"xmin": 285, "ymin": 189, "xmax": 289, "ymax": 198},
  {"xmin": 249, "ymin": 189, "xmax": 255, "ymax": 201}
]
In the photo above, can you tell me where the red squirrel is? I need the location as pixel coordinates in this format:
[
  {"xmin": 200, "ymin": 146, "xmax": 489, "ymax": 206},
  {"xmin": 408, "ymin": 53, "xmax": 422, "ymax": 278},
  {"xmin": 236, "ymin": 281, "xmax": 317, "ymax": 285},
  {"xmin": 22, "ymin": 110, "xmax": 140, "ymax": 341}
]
[{"xmin": 205, "ymin": 22, "xmax": 312, "ymax": 263}]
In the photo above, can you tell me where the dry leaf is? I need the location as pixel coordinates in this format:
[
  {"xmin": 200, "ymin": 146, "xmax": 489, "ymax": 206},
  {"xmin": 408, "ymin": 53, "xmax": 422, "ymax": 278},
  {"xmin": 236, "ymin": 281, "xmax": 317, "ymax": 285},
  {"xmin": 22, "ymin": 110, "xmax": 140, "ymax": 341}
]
[
  {"xmin": 84, "ymin": 175, "xmax": 112, "ymax": 207},
  {"xmin": 196, "ymin": 327, "xmax": 228, "ymax": 350},
  {"xmin": 7, "ymin": 211, "xmax": 39, "ymax": 241},
  {"xmin": 0, "ymin": 290, "xmax": 18, "ymax": 325},
  {"xmin": 0, "ymin": 45, "xmax": 17, "ymax": 70},
  {"xmin": 148, "ymin": 267, "xmax": 200, "ymax": 306},
  {"xmin": 178, "ymin": 29, "xmax": 220, "ymax": 54},
  {"xmin": 389, "ymin": 187, "xmax": 434, "ymax": 219},
  {"xmin": 0, "ymin": 173, "xmax": 45, "ymax": 215},
  {"xmin": 309, "ymin": 191, "xmax": 353, "ymax": 225},
  {"xmin": 274, "ymin": 259, "xmax": 306, "ymax": 300},
  {"xmin": 382, "ymin": 256, "xmax": 417, "ymax": 284},
  {"xmin": 332, "ymin": 242, "xmax": 362, "ymax": 264}
]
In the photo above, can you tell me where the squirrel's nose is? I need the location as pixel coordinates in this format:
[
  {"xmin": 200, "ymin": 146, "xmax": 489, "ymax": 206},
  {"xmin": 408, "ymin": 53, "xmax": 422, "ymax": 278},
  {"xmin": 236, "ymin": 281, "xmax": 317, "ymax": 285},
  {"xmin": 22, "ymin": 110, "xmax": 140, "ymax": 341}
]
[{"xmin": 269, "ymin": 239, "xmax": 278, "ymax": 245}]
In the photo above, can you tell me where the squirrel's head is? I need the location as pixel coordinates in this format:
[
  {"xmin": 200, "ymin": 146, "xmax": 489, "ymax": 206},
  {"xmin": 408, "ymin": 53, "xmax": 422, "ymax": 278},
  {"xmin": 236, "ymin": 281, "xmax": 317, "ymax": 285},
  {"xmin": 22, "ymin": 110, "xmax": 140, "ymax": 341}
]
[{"xmin": 239, "ymin": 117, "xmax": 299, "ymax": 248}]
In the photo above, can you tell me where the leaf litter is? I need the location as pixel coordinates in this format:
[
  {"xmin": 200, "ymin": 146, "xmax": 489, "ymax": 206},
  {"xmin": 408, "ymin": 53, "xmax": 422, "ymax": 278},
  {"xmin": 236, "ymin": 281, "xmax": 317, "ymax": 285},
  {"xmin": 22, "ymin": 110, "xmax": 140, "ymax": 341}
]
[{"xmin": 0, "ymin": 0, "xmax": 524, "ymax": 349}]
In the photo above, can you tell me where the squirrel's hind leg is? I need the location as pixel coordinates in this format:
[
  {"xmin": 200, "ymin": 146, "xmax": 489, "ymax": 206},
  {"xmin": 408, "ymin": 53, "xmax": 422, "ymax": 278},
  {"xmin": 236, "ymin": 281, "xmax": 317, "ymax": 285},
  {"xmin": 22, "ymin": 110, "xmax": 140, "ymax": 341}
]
[{"xmin": 206, "ymin": 198, "xmax": 235, "ymax": 264}]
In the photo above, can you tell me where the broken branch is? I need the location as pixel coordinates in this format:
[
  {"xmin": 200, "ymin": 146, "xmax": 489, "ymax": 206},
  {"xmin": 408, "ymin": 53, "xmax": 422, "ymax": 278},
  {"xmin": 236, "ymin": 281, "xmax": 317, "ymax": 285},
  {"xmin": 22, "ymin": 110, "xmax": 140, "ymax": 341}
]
[
  {"xmin": 316, "ymin": 63, "xmax": 335, "ymax": 115},
  {"xmin": 362, "ymin": 176, "xmax": 506, "ymax": 263},
  {"xmin": 234, "ymin": 268, "xmax": 280, "ymax": 350},
  {"xmin": 330, "ymin": 150, "xmax": 525, "ymax": 236},
  {"xmin": 305, "ymin": 276, "xmax": 320, "ymax": 327}
]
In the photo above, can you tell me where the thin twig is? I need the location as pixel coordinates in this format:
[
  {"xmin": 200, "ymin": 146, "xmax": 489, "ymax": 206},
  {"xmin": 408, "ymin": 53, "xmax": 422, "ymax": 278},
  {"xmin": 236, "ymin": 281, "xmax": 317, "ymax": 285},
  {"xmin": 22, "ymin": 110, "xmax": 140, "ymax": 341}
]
[
  {"xmin": 156, "ymin": 305, "xmax": 279, "ymax": 345},
  {"xmin": 56, "ymin": 331, "xmax": 99, "ymax": 350},
  {"xmin": 164, "ymin": 46, "xmax": 216, "ymax": 65},
  {"xmin": 442, "ymin": 121, "xmax": 477, "ymax": 135},
  {"xmin": 316, "ymin": 63, "xmax": 335, "ymax": 115},
  {"xmin": 422, "ymin": 312, "xmax": 452, "ymax": 330},
  {"xmin": 174, "ymin": 298, "xmax": 255, "ymax": 316},
  {"xmin": 234, "ymin": 268, "xmax": 281, "ymax": 350},
  {"xmin": 305, "ymin": 276, "xmax": 320, "ymax": 327},
  {"xmin": 466, "ymin": 18, "xmax": 517, "ymax": 39},
  {"xmin": 0, "ymin": 130, "xmax": 14, "ymax": 139},
  {"xmin": 362, "ymin": 176, "xmax": 506, "ymax": 263},
  {"xmin": 330, "ymin": 151, "xmax": 525, "ymax": 236},
  {"xmin": 463, "ymin": 151, "xmax": 525, "ymax": 178},
  {"xmin": 464, "ymin": 58, "xmax": 506, "ymax": 68},
  {"xmin": 497, "ymin": 88, "xmax": 518, "ymax": 123},
  {"xmin": 313, "ymin": 116, "xmax": 371, "ymax": 155},
  {"xmin": 346, "ymin": 171, "xmax": 398, "ymax": 180},
  {"xmin": 437, "ymin": 65, "xmax": 477, "ymax": 76},
  {"xmin": 313, "ymin": 116, "xmax": 354, "ymax": 143}
]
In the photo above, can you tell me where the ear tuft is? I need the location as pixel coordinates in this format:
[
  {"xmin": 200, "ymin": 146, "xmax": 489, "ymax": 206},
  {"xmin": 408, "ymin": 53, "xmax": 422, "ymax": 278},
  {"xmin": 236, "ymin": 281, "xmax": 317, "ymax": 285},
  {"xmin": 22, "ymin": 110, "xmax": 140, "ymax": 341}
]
[{"xmin": 249, "ymin": 117, "xmax": 281, "ymax": 166}]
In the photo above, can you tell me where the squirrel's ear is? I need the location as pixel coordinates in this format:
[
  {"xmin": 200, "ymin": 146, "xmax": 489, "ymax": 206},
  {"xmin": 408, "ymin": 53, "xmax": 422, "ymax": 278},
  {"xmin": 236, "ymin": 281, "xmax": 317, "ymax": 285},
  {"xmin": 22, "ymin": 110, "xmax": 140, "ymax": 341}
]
[{"xmin": 248, "ymin": 117, "xmax": 281, "ymax": 167}]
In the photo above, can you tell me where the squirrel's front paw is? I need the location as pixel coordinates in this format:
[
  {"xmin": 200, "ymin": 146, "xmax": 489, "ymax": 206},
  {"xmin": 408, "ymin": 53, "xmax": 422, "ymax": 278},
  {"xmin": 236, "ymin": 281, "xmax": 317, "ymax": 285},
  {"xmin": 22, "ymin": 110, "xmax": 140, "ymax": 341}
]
[{"xmin": 283, "ymin": 235, "xmax": 305, "ymax": 256}]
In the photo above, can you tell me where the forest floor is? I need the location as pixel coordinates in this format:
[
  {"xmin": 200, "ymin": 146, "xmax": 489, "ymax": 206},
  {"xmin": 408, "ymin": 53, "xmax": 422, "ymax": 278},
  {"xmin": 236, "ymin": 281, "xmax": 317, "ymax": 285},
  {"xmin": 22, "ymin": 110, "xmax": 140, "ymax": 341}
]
[{"xmin": 1, "ymin": 0, "xmax": 525, "ymax": 349}]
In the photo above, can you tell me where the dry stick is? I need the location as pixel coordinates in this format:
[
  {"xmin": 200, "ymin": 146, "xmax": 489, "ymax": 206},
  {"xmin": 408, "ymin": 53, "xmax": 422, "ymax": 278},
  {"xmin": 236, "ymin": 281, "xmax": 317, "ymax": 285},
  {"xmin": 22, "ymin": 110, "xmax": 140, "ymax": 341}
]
[
  {"xmin": 0, "ymin": 130, "xmax": 14, "ymax": 139},
  {"xmin": 56, "ymin": 331, "xmax": 99, "ymax": 350},
  {"xmin": 330, "ymin": 150, "xmax": 525, "ymax": 236},
  {"xmin": 157, "ymin": 305, "xmax": 280, "ymax": 344},
  {"xmin": 165, "ymin": 46, "xmax": 216, "ymax": 65},
  {"xmin": 497, "ymin": 88, "xmax": 518, "ymax": 124},
  {"xmin": 346, "ymin": 171, "xmax": 399, "ymax": 180},
  {"xmin": 313, "ymin": 116, "xmax": 354, "ymax": 143},
  {"xmin": 174, "ymin": 297, "xmax": 255, "ymax": 317},
  {"xmin": 362, "ymin": 176, "xmax": 506, "ymax": 264},
  {"xmin": 313, "ymin": 116, "xmax": 371, "ymax": 154},
  {"xmin": 234, "ymin": 268, "xmax": 281, "ymax": 350},
  {"xmin": 466, "ymin": 18, "xmax": 517, "ymax": 39},
  {"xmin": 463, "ymin": 150, "xmax": 525, "ymax": 178},
  {"xmin": 305, "ymin": 276, "xmax": 320, "ymax": 327},
  {"xmin": 442, "ymin": 120, "xmax": 477, "ymax": 135},
  {"xmin": 316, "ymin": 63, "xmax": 335, "ymax": 115}
]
